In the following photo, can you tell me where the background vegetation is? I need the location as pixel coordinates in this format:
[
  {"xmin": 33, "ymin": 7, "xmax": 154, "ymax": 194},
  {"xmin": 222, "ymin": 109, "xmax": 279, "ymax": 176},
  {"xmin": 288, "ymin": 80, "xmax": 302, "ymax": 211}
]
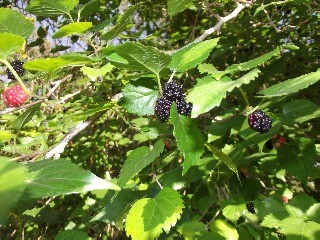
[{"xmin": 0, "ymin": 0, "xmax": 319, "ymax": 239}]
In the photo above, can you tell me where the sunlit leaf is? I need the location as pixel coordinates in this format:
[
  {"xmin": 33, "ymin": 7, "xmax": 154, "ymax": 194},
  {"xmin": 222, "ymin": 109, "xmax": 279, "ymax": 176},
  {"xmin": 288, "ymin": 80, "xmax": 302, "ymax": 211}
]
[
  {"xmin": 0, "ymin": 33, "xmax": 25, "ymax": 59},
  {"xmin": 26, "ymin": 0, "xmax": 79, "ymax": 17},
  {"xmin": 23, "ymin": 54, "xmax": 92, "ymax": 73},
  {"xmin": 187, "ymin": 69, "xmax": 260, "ymax": 118},
  {"xmin": 259, "ymin": 69, "xmax": 320, "ymax": 97},
  {"xmin": 167, "ymin": 0, "xmax": 193, "ymax": 16},
  {"xmin": 103, "ymin": 42, "xmax": 171, "ymax": 76},
  {"xmin": 121, "ymin": 84, "xmax": 159, "ymax": 116},
  {"xmin": 80, "ymin": 63, "xmax": 114, "ymax": 81},
  {"xmin": 169, "ymin": 38, "xmax": 219, "ymax": 72},
  {"xmin": 0, "ymin": 157, "xmax": 27, "ymax": 225},
  {"xmin": 24, "ymin": 159, "xmax": 120, "ymax": 199},
  {"xmin": 126, "ymin": 188, "xmax": 184, "ymax": 240},
  {"xmin": 52, "ymin": 22, "xmax": 92, "ymax": 39},
  {"xmin": 0, "ymin": 8, "xmax": 34, "ymax": 38}
]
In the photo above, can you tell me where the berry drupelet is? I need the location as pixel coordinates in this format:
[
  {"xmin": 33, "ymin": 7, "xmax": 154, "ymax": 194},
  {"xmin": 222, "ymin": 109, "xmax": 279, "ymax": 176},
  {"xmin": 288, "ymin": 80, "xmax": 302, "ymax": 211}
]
[
  {"xmin": 248, "ymin": 110, "xmax": 272, "ymax": 133},
  {"xmin": 6, "ymin": 60, "xmax": 25, "ymax": 80},
  {"xmin": 155, "ymin": 97, "xmax": 172, "ymax": 121}
]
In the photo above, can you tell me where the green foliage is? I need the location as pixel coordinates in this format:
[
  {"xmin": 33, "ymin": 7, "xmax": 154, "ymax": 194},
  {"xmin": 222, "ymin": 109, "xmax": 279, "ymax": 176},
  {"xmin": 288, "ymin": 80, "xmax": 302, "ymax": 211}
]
[
  {"xmin": 125, "ymin": 188, "xmax": 184, "ymax": 239},
  {"xmin": 170, "ymin": 103, "xmax": 204, "ymax": 174},
  {"xmin": 52, "ymin": 22, "xmax": 93, "ymax": 39},
  {"xmin": 0, "ymin": 0, "xmax": 319, "ymax": 239},
  {"xmin": 0, "ymin": 8, "xmax": 34, "ymax": 38}
]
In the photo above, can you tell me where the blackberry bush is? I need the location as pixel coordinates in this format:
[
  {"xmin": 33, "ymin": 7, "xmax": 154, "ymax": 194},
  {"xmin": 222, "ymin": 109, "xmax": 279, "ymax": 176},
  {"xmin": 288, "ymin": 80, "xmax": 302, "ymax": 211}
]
[
  {"xmin": 155, "ymin": 97, "xmax": 172, "ymax": 121},
  {"xmin": 248, "ymin": 110, "xmax": 272, "ymax": 133},
  {"xmin": 6, "ymin": 60, "xmax": 25, "ymax": 80}
]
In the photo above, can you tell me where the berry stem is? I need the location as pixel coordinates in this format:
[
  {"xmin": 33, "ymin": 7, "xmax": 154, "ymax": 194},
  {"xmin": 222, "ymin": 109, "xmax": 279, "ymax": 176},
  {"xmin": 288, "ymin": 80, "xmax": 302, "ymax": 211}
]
[
  {"xmin": 156, "ymin": 74, "xmax": 163, "ymax": 97},
  {"xmin": 238, "ymin": 86, "xmax": 250, "ymax": 108},
  {"xmin": 168, "ymin": 70, "xmax": 176, "ymax": 82},
  {"xmin": 0, "ymin": 59, "xmax": 32, "ymax": 96}
]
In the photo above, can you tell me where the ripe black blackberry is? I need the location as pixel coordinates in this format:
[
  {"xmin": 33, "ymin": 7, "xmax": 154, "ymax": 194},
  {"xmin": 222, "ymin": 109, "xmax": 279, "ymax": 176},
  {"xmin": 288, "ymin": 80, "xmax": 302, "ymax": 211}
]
[
  {"xmin": 155, "ymin": 97, "xmax": 172, "ymax": 121},
  {"xmin": 176, "ymin": 98, "xmax": 193, "ymax": 117},
  {"xmin": 6, "ymin": 60, "xmax": 25, "ymax": 80},
  {"xmin": 246, "ymin": 202, "xmax": 255, "ymax": 214},
  {"xmin": 162, "ymin": 81, "xmax": 183, "ymax": 101},
  {"xmin": 248, "ymin": 110, "xmax": 272, "ymax": 133}
]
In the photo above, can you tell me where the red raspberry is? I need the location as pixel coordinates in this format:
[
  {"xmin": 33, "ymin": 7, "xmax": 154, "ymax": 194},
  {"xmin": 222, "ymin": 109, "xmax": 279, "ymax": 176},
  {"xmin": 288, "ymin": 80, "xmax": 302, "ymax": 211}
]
[{"xmin": 2, "ymin": 84, "xmax": 28, "ymax": 107}]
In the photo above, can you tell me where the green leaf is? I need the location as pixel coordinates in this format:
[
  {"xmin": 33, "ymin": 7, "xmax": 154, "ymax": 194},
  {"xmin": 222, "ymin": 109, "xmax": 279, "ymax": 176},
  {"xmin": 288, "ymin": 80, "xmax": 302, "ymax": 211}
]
[
  {"xmin": 206, "ymin": 143, "xmax": 239, "ymax": 181},
  {"xmin": 80, "ymin": 63, "xmax": 114, "ymax": 81},
  {"xmin": 121, "ymin": 84, "xmax": 159, "ymax": 116},
  {"xmin": 279, "ymin": 217, "xmax": 320, "ymax": 240},
  {"xmin": 118, "ymin": 140, "xmax": 164, "ymax": 187},
  {"xmin": 52, "ymin": 22, "xmax": 92, "ymax": 39},
  {"xmin": 100, "ymin": 3, "xmax": 141, "ymax": 40},
  {"xmin": 71, "ymin": 102, "xmax": 114, "ymax": 121},
  {"xmin": 0, "ymin": 33, "xmax": 25, "ymax": 59},
  {"xmin": 170, "ymin": 104, "xmax": 204, "ymax": 174},
  {"xmin": 281, "ymin": 100, "xmax": 320, "ymax": 125},
  {"xmin": 54, "ymin": 230, "xmax": 88, "ymax": 240},
  {"xmin": 0, "ymin": 130, "xmax": 15, "ymax": 141},
  {"xmin": 177, "ymin": 221, "xmax": 206, "ymax": 239},
  {"xmin": 167, "ymin": 0, "xmax": 193, "ymax": 16},
  {"xmin": 209, "ymin": 219, "xmax": 239, "ymax": 240},
  {"xmin": 194, "ymin": 231, "xmax": 225, "ymax": 240},
  {"xmin": 24, "ymin": 159, "xmax": 120, "ymax": 199},
  {"xmin": 23, "ymin": 53, "xmax": 92, "ymax": 73},
  {"xmin": 26, "ymin": 0, "xmax": 79, "ymax": 17},
  {"xmin": 169, "ymin": 39, "xmax": 219, "ymax": 72},
  {"xmin": 285, "ymin": 193, "xmax": 317, "ymax": 219},
  {"xmin": 198, "ymin": 63, "xmax": 230, "ymax": 80},
  {"xmin": 91, "ymin": 189, "xmax": 146, "ymax": 224},
  {"xmin": 126, "ymin": 188, "xmax": 184, "ymax": 240},
  {"xmin": 307, "ymin": 204, "xmax": 320, "ymax": 223},
  {"xmin": 102, "ymin": 42, "xmax": 171, "ymax": 76},
  {"xmin": 259, "ymin": 69, "xmax": 320, "ymax": 97},
  {"xmin": 187, "ymin": 69, "xmax": 260, "ymax": 118},
  {"xmin": 221, "ymin": 197, "xmax": 246, "ymax": 224},
  {"xmin": 255, "ymin": 197, "xmax": 288, "ymax": 222},
  {"xmin": 12, "ymin": 103, "xmax": 41, "ymax": 131},
  {"xmin": 0, "ymin": 8, "xmax": 34, "ymax": 38},
  {"xmin": 254, "ymin": 0, "xmax": 294, "ymax": 16},
  {"xmin": 226, "ymin": 45, "xmax": 292, "ymax": 72},
  {"xmin": 277, "ymin": 138, "xmax": 317, "ymax": 185},
  {"xmin": 0, "ymin": 157, "xmax": 27, "ymax": 225}
]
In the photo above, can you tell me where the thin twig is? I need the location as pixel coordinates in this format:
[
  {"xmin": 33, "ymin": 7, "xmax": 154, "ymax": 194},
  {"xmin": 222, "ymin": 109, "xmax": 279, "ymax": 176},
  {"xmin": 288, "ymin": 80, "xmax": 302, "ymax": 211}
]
[
  {"xmin": 0, "ymin": 100, "xmax": 43, "ymax": 115},
  {"xmin": 194, "ymin": 3, "xmax": 247, "ymax": 43},
  {"xmin": 263, "ymin": 5, "xmax": 280, "ymax": 33},
  {"xmin": 44, "ymin": 111, "xmax": 107, "ymax": 159},
  {"xmin": 151, "ymin": 173, "xmax": 163, "ymax": 190}
]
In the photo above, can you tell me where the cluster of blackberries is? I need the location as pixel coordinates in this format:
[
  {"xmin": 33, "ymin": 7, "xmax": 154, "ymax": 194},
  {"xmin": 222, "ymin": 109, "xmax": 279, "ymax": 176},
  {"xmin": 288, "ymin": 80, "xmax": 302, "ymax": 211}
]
[
  {"xmin": 248, "ymin": 110, "xmax": 272, "ymax": 133},
  {"xmin": 155, "ymin": 81, "xmax": 192, "ymax": 121},
  {"xmin": 6, "ymin": 60, "xmax": 25, "ymax": 80}
]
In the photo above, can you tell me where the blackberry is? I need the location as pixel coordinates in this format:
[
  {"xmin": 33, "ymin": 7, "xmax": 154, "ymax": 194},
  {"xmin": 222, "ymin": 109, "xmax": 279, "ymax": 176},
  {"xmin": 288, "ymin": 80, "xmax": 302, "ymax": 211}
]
[
  {"xmin": 246, "ymin": 202, "xmax": 255, "ymax": 214},
  {"xmin": 176, "ymin": 98, "xmax": 193, "ymax": 117},
  {"xmin": 6, "ymin": 60, "xmax": 25, "ymax": 80},
  {"xmin": 155, "ymin": 97, "xmax": 172, "ymax": 121},
  {"xmin": 162, "ymin": 81, "xmax": 183, "ymax": 101},
  {"xmin": 248, "ymin": 110, "xmax": 272, "ymax": 133}
]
